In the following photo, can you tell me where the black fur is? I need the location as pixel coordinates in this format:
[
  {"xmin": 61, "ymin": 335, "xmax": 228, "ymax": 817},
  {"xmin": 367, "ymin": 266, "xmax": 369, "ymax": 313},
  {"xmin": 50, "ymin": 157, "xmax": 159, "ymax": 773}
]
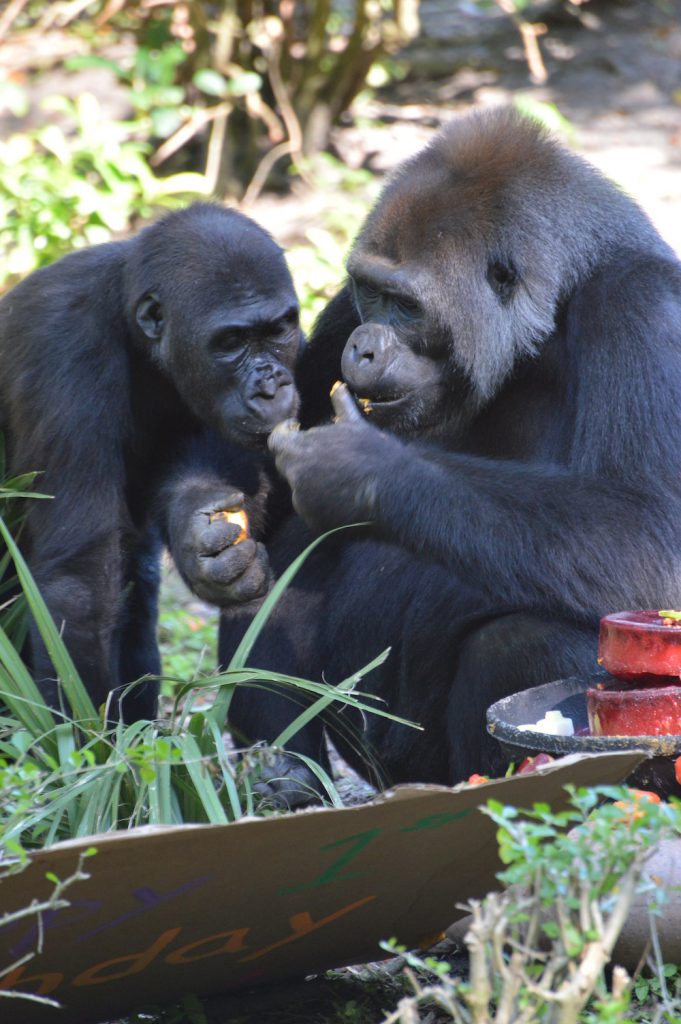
[
  {"xmin": 199, "ymin": 110, "xmax": 681, "ymax": 793},
  {"xmin": 0, "ymin": 203, "xmax": 301, "ymax": 719}
]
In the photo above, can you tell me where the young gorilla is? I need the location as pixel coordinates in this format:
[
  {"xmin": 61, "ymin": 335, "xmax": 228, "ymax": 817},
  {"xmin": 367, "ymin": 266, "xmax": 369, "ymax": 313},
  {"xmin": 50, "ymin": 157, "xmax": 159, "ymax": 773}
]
[
  {"xmin": 0, "ymin": 203, "xmax": 301, "ymax": 721},
  {"xmin": 173, "ymin": 109, "xmax": 681, "ymax": 801}
]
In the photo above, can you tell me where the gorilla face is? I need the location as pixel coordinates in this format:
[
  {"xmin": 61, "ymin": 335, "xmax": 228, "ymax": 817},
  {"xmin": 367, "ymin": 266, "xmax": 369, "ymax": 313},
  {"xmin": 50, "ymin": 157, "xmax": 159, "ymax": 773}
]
[
  {"xmin": 341, "ymin": 108, "xmax": 629, "ymax": 430},
  {"xmin": 340, "ymin": 262, "xmax": 469, "ymax": 438},
  {"xmin": 132, "ymin": 205, "xmax": 302, "ymax": 448}
]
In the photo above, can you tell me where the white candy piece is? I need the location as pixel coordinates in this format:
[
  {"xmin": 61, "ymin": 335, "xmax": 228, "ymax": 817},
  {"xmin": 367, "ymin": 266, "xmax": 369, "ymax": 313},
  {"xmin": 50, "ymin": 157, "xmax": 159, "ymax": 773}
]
[{"xmin": 517, "ymin": 709, "xmax": 575, "ymax": 736}]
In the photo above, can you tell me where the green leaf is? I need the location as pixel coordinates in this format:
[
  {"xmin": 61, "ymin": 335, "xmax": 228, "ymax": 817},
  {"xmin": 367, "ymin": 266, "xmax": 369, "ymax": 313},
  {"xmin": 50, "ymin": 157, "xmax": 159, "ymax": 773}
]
[{"xmin": 192, "ymin": 69, "xmax": 230, "ymax": 98}]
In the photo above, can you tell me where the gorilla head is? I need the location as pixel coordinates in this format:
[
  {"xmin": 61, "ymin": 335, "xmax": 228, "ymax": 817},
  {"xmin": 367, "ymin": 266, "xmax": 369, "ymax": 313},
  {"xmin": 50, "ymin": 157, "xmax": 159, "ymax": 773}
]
[
  {"xmin": 341, "ymin": 108, "xmax": 658, "ymax": 437},
  {"xmin": 128, "ymin": 204, "xmax": 301, "ymax": 447}
]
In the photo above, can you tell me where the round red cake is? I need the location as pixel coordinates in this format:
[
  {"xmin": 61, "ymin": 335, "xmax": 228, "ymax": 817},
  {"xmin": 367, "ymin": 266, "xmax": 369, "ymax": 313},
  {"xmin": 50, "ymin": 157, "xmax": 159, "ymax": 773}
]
[
  {"xmin": 587, "ymin": 681, "xmax": 681, "ymax": 736},
  {"xmin": 598, "ymin": 610, "xmax": 681, "ymax": 684}
]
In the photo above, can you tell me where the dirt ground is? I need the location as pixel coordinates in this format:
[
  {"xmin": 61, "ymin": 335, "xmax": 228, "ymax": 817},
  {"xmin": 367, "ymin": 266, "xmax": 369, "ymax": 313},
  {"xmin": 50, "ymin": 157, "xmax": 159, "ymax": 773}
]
[{"xmin": 253, "ymin": 0, "xmax": 681, "ymax": 256}]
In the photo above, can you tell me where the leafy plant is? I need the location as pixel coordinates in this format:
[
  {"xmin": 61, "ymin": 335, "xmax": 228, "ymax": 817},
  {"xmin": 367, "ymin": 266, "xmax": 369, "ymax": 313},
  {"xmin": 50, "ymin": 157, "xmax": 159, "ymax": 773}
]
[
  {"xmin": 286, "ymin": 153, "xmax": 380, "ymax": 330},
  {"xmin": 0, "ymin": 849, "xmax": 94, "ymax": 1007},
  {"xmin": 381, "ymin": 786, "xmax": 681, "ymax": 1023},
  {"xmin": 0, "ymin": 93, "xmax": 208, "ymax": 293},
  {"xmin": 158, "ymin": 603, "xmax": 217, "ymax": 691},
  {"xmin": 1, "ymin": 1, "xmax": 420, "ymax": 198}
]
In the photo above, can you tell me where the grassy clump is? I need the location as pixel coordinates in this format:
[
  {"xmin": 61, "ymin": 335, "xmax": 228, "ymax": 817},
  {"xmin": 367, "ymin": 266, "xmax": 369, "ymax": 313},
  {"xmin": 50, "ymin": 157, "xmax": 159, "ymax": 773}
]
[{"xmin": 0, "ymin": 520, "xmax": 415, "ymax": 851}]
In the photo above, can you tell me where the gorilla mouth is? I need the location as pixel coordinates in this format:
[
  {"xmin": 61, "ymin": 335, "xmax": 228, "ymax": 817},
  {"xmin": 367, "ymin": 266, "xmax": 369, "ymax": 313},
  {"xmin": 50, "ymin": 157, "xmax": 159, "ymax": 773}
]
[{"xmin": 350, "ymin": 389, "xmax": 407, "ymax": 412}]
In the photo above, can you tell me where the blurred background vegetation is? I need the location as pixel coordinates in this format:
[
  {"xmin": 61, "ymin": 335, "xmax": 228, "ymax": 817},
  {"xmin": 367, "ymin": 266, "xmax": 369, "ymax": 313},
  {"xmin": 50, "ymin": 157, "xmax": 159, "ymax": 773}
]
[{"xmin": 0, "ymin": 0, "xmax": 423, "ymax": 318}]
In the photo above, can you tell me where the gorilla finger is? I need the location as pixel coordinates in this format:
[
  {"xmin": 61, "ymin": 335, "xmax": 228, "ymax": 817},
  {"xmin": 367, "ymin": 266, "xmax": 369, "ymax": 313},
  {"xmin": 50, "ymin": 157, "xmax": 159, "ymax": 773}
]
[
  {"xmin": 201, "ymin": 539, "xmax": 259, "ymax": 585},
  {"xmin": 267, "ymin": 418, "xmax": 301, "ymax": 457},
  {"xmin": 330, "ymin": 381, "xmax": 364, "ymax": 423},
  {"xmin": 202, "ymin": 490, "xmax": 245, "ymax": 516},
  {"xmin": 192, "ymin": 520, "xmax": 245, "ymax": 555},
  {"xmin": 225, "ymin": 558, "xmax": 271, "ymax": 603}
]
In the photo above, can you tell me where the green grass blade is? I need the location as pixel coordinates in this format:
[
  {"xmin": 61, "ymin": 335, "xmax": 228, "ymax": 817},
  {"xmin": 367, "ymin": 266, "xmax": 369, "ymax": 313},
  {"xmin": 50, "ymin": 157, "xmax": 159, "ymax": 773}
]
[
  {"xmin": 0, "ymin": 516, "xmax": 99, "ymax": 727},
  {"xmin": 172, "ymin": 734, "xmax": 229, "ymax": 824},
  {"xmin": 289, "ymin": 752, "xmax": 345, "ymax": 808},
  {"xmin": 272, "ymin": 648, "xmax": 394, "ymax": 748},
  {"xmin": 209, "ymin": 526, "xmax": 365, "ymax": 730},
  {"xmin": 204, "ymin": 718, "xmax": 244, "ymax": 820}
]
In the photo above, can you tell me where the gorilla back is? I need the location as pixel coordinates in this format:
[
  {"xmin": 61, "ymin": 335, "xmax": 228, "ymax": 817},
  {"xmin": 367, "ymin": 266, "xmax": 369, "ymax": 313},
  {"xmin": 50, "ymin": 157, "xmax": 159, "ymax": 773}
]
[
  {"xmin": 0, "ymin": 203, "xmax": 301, "ymax": 720},
  {"xmin": 224, "ymin": 108, "xmax": 681, "ymax": 794}
]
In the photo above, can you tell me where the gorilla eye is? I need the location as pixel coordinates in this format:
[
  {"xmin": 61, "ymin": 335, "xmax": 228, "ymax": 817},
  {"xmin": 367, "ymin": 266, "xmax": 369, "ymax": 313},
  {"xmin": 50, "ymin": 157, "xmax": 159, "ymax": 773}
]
[
  {"xmin": 275, "ymin": 309, "xmax": 299, "ymax": 337},
  {"xmin": 487, "ymin": 260, "xmax": 518, "ymax": 301},
  {"xmin": 352, "ymin": 279, "xmax": 381, "ymax": 313},
  {"xmin": 393, "ymin": 295, "xmax": 421, "ymax": 322},
  {"xmin": 211, "ymin": 332, "xmax": 246, "ymax": 361}
]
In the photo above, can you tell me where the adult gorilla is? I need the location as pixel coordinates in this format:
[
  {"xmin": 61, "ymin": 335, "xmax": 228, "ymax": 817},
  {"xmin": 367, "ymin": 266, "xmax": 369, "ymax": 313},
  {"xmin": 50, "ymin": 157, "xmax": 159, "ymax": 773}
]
[
  {"xmin": 0, "ymin": 204, "xmax": 301, "ymax": 720},
  {"xmin": 180, "ymin": 109, "xmax": 681, "ymax": 794}
]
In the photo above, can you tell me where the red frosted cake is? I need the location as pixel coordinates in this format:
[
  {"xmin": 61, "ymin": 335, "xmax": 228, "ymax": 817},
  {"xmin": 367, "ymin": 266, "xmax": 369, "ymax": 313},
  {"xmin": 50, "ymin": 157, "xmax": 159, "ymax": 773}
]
[
  {"xmin": 588, "ymin": 611, "xmax": 681, "ymax": 737},
  {"xmin": 598, "ymin": 610, "xmax": 681, "ymax": 683}
]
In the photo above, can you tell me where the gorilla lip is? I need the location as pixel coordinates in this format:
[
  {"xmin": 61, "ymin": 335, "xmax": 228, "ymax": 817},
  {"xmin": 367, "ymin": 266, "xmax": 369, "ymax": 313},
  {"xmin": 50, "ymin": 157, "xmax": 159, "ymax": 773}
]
[{"xmin": 352, "ymin": 390, "xmax": 405, "ymax": 410}]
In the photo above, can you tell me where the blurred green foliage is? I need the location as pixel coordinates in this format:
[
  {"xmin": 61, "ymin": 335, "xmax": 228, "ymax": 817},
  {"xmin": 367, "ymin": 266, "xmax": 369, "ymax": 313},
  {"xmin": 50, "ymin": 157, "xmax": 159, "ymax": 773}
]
[
  {"xmin": 0, "ymin": 1, "xmax": 414, "ymax": 294},
  {"xmin": 0, "ymin": 92, "xmax": 208, "ymax": 290},
  {"xmin": 158, "ymin": 603, "xmax": 217, "ymax": 691}
]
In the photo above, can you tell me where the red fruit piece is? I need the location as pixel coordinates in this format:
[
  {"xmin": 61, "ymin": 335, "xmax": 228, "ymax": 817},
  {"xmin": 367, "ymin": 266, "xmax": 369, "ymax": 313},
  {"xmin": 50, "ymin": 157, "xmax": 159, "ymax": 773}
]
[
  {"xmin": 467, "ymin": 773, "xmax": 489, "ymax": 785},
  {"xmin": 516, "ymin": 753, "xmax": 554, "ymax": 775}
]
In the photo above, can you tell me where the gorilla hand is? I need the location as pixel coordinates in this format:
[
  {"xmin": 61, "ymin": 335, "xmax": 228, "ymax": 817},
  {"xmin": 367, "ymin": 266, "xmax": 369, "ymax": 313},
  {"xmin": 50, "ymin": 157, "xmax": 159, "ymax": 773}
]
[
  {"xmin": 168, "ymin": 487, "xmax": 271, "ymax": 605},
  {"xmin": 268, "ymin": 417, "xmax": 398, "ymax": 532}
]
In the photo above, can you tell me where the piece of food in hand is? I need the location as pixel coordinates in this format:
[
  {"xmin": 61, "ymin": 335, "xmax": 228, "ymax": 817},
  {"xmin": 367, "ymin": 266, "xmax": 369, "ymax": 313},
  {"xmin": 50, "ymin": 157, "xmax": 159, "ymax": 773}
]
[
  {"xmin": 330, "ymin": 380, "xmax": 370, "ymax": 420},
  {"xmin": 208, "ymin": 508, "xmax": 249, "ymax": 543},
  {"xmin": 598, "ymin": 610, "xmax": 681, "ymax": 684},
  {"xmin": 587, "ymin": 679, "xmax": 681, "ymax": 736}
]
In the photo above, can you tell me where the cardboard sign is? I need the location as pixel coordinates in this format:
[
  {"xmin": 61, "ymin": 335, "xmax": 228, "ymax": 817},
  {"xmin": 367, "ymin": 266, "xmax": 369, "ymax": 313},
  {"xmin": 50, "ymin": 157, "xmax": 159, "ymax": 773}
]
[{"xmin": 0, "ymin": 751, "xmax": 643, "ymax": 1024}]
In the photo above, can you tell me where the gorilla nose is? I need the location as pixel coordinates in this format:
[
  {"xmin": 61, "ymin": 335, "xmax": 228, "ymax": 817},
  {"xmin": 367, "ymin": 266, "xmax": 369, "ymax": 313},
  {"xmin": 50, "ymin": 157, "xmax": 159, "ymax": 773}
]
[
  {"xmin": 249, "ymin": 363, "xmax": 291, "ymax": 400},
  {"xmin": 245, "ymin": 364, "xmax": 298, "ymax": 426},
  {"xmin": 341, "ymin": 324, "xmax": 389, "ymax": 389}
]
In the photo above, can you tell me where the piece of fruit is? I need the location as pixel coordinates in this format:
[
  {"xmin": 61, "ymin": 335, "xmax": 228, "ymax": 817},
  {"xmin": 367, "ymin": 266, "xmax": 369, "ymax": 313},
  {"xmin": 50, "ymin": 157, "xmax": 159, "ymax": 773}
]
[
  {"xmin": 208, "ymin": 508, "xmax": 249, "ymax": 543},
  {"xmin": 613, "ymin": 788, "xmax": 662, "ymax": 821},
  {"xmin": 515, "ymin": 753, "xmax": 555, "ymax": 774},
  {"xmin": 598, "ymin": 610, "xmax": 681, "ymax": 684}
]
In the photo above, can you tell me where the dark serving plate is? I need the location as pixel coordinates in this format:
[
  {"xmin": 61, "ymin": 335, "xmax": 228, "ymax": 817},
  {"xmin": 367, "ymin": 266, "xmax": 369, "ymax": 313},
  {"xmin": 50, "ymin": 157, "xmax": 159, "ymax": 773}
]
[{"xmin": 486, "ymin": 671, "xmax": 681, "ymax": 798}]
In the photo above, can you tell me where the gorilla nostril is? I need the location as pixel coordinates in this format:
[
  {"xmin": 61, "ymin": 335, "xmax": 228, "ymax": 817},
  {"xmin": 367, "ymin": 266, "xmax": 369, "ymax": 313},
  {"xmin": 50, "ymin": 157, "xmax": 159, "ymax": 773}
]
[{"xmin": 353, "ymin": 344, "xmax": 374, "ymax": 364}]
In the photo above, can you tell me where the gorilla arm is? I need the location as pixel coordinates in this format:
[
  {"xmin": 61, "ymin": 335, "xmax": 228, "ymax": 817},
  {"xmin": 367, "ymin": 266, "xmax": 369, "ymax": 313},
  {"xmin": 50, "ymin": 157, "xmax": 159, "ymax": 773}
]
[
  {"xmin": 269, "ymin": 414, "xmax": 679, "ymax": 618},
  {"xmin": 269, "ymin": 266, "xmax": 681, "ymax": 620},
  {"xmin": 160, "ymin": 431, "xmax": 288, "ymax": 606}
]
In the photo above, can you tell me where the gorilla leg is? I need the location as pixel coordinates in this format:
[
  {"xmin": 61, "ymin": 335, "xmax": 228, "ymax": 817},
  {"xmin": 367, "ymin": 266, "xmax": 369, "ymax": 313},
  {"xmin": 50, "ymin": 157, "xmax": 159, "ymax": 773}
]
[
  {"xmin": 222, "ymin": 530, "xmax": 601, "ymax": 792},
  {"xmin": 29, "ymin": 534, "xmax": 123, "ymax": 714},
  {"xmin": 446, "ymin": 613, "xmax": 598, "ymax": 781},
  {"xmin": 222, "ymin": 584, "xmax": 331, "ymax": 808},
  {"xmin": 114, "ymin": 530, "xmax": 163, "ymax": 722}
]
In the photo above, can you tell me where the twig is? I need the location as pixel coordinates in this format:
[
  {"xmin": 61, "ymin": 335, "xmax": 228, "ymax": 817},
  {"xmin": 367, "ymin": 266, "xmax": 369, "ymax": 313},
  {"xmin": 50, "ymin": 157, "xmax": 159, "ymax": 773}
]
[
  {"xmin": 0, "ymin": 0, "xmax": 29, "ymax": 41},
  {"xmin": 494, "ymin": 0, "xmax": 548, "ymax": 84},
  {"xmin": 150, "ymin": 102, "xmax": 232, "ymax": 167}
]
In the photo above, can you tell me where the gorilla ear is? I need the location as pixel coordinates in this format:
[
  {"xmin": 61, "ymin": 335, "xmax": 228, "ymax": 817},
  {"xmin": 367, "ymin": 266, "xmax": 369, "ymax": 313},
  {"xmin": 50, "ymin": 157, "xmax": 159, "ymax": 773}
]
[{"xmin": 136, "ymin": 292, "xmax": 164, "ymax": 341}]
